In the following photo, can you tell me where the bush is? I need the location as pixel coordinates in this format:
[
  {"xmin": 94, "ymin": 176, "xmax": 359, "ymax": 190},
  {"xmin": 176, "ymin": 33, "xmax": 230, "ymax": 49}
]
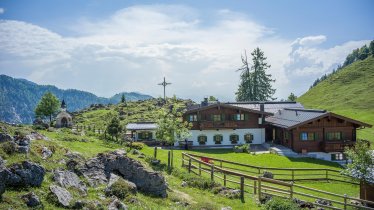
[
  {"xmin": 262, "ymin": 197, "xmax": 300, "ymax": 210},
  {"xmin": 105, "ymin": 179, "xmax": 136, "ymax": 199},
  {"xmin": 130, "ymin": 142, "xmax": 145, "ymax": 150},
  {"xmin": 234, "ymin": 144, "xmax": 250, "ymax": 153},
  {"xmin": 171, "ymin": 168, "xmax": 219, "ymax": 190},
  {"xmin": 1, "ymin": 141, "xmax": 17, "ymax": 155}
]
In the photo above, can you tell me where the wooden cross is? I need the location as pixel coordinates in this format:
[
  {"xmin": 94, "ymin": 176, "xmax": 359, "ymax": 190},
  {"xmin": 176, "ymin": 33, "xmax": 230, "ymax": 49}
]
[{"xmin": 158, "ymin": 77, "xmax": 171, "ymax": 101}]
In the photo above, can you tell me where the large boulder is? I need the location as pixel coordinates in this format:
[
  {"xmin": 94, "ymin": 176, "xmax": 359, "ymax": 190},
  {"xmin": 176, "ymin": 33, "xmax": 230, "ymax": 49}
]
[
  {"xmin": 0, "ymin": 133, "xmax": 13, "ymax": 143},
  {"xmin": 108, "ymin": 198, "xmax": 128, "ymax": 210},
  {"xmin": 53, "ymin": 170, "xmax": 87, "ymax": 196},
  {"xmin": 21, "ymin": 192, "xmax": 41, "ymax": 207},
  {"xmin": 49, "ymin": 185, "xmax": 72, "ymax": 207},
  {"xmin": 77, "ymin": 150, "xmax": 167, "ymax": 197},
  {"xmin": 6, "ymin": 161, "xmax": 45, "ymax": 187}
]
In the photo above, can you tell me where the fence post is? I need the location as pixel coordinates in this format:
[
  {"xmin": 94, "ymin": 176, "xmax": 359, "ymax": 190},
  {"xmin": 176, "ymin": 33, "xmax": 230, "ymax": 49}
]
[
  {"xmin": 211, "ymin": 164, "xmax": 214, "ymax": 181},
  {"xmin": 254, "ymin": 180, "xmax": 257, "ymax": 194},
  {"xmin": 240, "ymin": 177, "xmax": 245, "ymax": 200},
  {"xmin": 167, "ymin": 151, "xmax": 171, "ymax": 170},
  {"xmin": 292, "ymin": 170, "xmax": 294, "ymax": 181},
  {"xmin": 199, "ymin": 162, "xmax": 201, "ymax": 175},
  {"xmin": 154, "ymin": 147, "xmax": 157, "ymax": 159},
  {"xmin": 258, "ymin": 168, "xmax": 261, "ymax": 175},
  {"xmin": 182, "ymin": 153, "xmax": 185, "ymax": 167},
  {"xmin": 188, "ymin": 158, "xmax": 192, "ymax": 173},
  {"xmin": 224, "ymin": 174, "xmax": 227, "ymax": 186},
  {"xmin": 220, "ymin": 160, "xmax": 223, "ymax": 168},
  {"xmin": 258, "ymin": 177, "xmax": 262, "ymax": 201},
  {"xmin": 171, "ymin": 149, "xmax": 174, "ymax": 169},
  {"xmin": 344, "ymin": 194, "xmax": 347, "ymax": 210},
  {"xmin": 290, "ymin": 182, "xmax": 294, "ymax": 199}
]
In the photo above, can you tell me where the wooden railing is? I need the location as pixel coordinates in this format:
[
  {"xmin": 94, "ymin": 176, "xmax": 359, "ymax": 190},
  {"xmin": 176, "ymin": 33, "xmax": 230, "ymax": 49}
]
[
  {"xmin": 199, "ymin": 121, "xmax": 238, "ymax": 129},
  {"xmin": 185, "ymin": 153, "xmax": 357, "ymax": 184},
  {"xmin": 322, "ymin": 141, "xmax": 355, "ymax": 152},
  {"xmin": 181, "ymin": 153, "xmax": 374, "ymax": 209}
]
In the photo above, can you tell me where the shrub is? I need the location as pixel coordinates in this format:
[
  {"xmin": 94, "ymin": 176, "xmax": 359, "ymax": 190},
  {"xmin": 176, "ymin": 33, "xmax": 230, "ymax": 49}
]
[
  {"xmin": 1, "ymin": 141, "xmax": 17, "ymax": 155},
  {"xmin": 171, "ymin": 168, "xmax": 219, "ymax": 190},
  {"xmin": 262, "ymin": 197, "xmax": 300, "ymax": 210},
  {"xmin": 234, "ymin": 144, "xmax": 250, "ymax": 153},
  {"xmin": 105, "ymin": 179, "xmax": 136, "ymax": 199},
  {"xmin": 62, "ymin": 136, "xmax": 80, "ymax": 142},
  {"xmin": 130, "ymin": 142, "xmax": 145, "ymax": 150}
]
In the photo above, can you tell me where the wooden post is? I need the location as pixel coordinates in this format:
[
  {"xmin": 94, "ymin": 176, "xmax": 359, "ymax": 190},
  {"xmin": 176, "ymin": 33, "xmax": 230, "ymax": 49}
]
[
  {"xmin": 254, "ymin": 180, "xmax": 257, "ymax": 194},
  {"xmin": 167, "ymin": 151, "xmax": 171, "ymax": 170},
  {"xmin": 188, "ymin": 158, "xmax": 192, "ymax": 173},
  {"xmin": 154, "ymin": 147, "xmax": 157, "ymax": 159},
  {"xmin": 211, "ymin": 164, "xmax": 214, "ymax": 181},
  {"xmin": 292, "ymin": 170, "xmax": 294, "ymax": 181},
  {"xmin": 182, "ymin": 153, "xmax": 185, "ymax": 167},
  {"xmin": 171, "ymin": 149, "xmax": 174, "ymax": 169},
  {"xmin": 220, "ymin": 160, "xmax": 223, "ymax": 168},
  {"xmin": 344, "ymin": 194, "xmax": 347, "ymax": 210},
  {"xmin": 258, "ymin": 177, "xmax": 262, "ymax": 200},
  {"xmin": 240, "ymin": 177, "xmax": 245, "ymax": 200},
  {"xmin": 224, "ymin": 174, "xmax": 227, "ymax": 186},
  {"xmin": 258, "ymin": 168, "xmax": 261, "ymax": 175},
  {"xmin": 290, "ymin": 182, "xmax": 294, "ymax": 199},
  {"xmin": 199, "ymin": 162, "xmax": 201, "ymax": 175}
]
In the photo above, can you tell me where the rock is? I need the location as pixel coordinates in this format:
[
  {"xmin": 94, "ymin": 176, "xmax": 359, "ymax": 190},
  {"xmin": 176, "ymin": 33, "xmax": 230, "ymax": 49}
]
[
  {"xmin": 27, "ymin": 132, "xmax": 49, "ymax": 140},
  {"xmin": 108, "ymin": 198, "xmax": 128, "ymax": 210},
  {"xmin": 0, "ymin": 168, "xmax": 6, "ymax": 196},
  {"xmin": 263, "ymin": 171, "xmax": 274, "ymax": 179},
  {"xmin": 132, "ymin": 149, "xmax": 140, "ymax": 155},
  {"xmin": 17, "ymin": 137, "xmax": 30, "ymax": 146},
  {"xmin": 137, "ymin": 154, "xmax": 145, "ymax": 159},
  {"xmin": 293, "ymin": 198, "xmax": 314, "ymax": 209},
  {"xmin": 41, "ymin": 147, "xmax": 53, "ymax": 159},
  {"xmin": 17, "ymin": 145, "xmax": 29, "ymax": 153},
  {"xmin": 113, "ymin": 149, "xmax": 127, "ymax": 156},
  {"xmin": 181, "ymin": 181, "xmax": 188, "ymax": 187},
  {"xmin": 6, "ymin": 161, "xmax": 45, "ymax": 187},
  {"xmin": 0, "ymin": 133, "xmax": 13, "ymax": 143},
  {"xmin": 49, "ymin": 185, "xmax": 73, "ymax": 207},
  {"xmin": 72, "ymin": 200, "xmax": 87, "ymax": 209},
  {"xmin": 315, "ymin": 199, "xmax": 332, "ymax": 206},
  {"xmin": 107, "ymin": 173, "xmax": 120, "ymax": 187},
  {"xmin": 21, "ymin": 192, "xmax": 41, "ymax": 207},
  {"xmin": 105, "ymin": 177, "xmax": 137, "ymax": 198},
  {"xmin": 151, "ymin": 159, "xmax": 160, "ymax": 165},
  {"xmin": 78, "ymin": 151, "xmax": 167, "ymax": 197},
  {"xmin": 53, "ymin": 170, "xmax": 87, "ymax": 196},
  {"xmin": 221, "ymin": 207, "xmax": 232, "ymax": 210},
  {"xmin": 0, "ymin": 156, "xmax": 5, "ymax": 168}
]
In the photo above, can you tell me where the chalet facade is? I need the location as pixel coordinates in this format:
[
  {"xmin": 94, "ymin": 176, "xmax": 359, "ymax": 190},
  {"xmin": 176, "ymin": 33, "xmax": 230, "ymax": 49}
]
[
  {"xmin": 266, "ymin": 108, "xmax": 371, "ymax": 161},
  {"xmin": 182, "ymin": 100, "xmax": 272, "ymax": 146},
  {"xmin": 126, "ymin": 122, "xmax": 158, "ymax": 141}
]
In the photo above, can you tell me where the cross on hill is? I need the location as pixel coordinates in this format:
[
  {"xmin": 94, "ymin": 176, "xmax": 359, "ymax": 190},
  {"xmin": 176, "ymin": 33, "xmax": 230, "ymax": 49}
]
[{"xmin": 158, "ymin": 77, "xmax": 171, "ymax": 101}]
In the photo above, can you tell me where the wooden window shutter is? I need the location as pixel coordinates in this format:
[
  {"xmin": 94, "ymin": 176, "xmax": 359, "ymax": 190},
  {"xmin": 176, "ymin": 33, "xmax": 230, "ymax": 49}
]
[
  {"xmin": 221, "ymin": 114, "xmax": 225, "ymax": 121},
  {"xmin": 244, "ymin": 114, "xmax": 249, "ymax": 120}
]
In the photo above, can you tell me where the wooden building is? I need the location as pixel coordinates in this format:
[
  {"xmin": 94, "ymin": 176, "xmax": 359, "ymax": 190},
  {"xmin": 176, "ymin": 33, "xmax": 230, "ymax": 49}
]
[{"xmin": 266, "ymin": 108, "xmax": 372, "ymax": 161}]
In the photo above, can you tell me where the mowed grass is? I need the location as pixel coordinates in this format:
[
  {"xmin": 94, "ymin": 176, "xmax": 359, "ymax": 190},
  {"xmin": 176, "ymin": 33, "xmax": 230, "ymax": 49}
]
[{"xmin": 298, "ymin": 57, "xmax": 374, "ymax": 147}]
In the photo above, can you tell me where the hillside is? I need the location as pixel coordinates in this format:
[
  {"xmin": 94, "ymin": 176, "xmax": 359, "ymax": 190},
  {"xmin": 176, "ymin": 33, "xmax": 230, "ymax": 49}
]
[
  {"xmin": 0, "ymin": 75, "xmax": 152, "ymax": 124},
  {"xmin": 298, "ymin": 56, "xmax": 374, "ymax": 144}
]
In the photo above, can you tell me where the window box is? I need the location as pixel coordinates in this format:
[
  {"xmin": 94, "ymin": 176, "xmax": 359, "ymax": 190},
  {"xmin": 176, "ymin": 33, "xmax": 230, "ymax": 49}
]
[
  {"xmin": 198, "ymin": 135, "xmax": 207, "ymax": 145},
  {"xmin": 244, "ymin": 133, "xmax": 253, "ymax": 143},
  {"xmin": 230, "ymin": 134, "xmax": 239, "ymax": 144},
  {"xmin": 214, "ymin": 134, "xmax": 223, "ymax": 144}
]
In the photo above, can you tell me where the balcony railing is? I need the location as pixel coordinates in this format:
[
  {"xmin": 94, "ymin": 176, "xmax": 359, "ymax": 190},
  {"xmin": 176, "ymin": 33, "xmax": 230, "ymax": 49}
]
[
  {"xmin": 321, "ymin": 140, "xmax": 355, "ymax": 152},
  {"xmin": 198, "ymin": 121, "xmax": 238, "ymax": 129}
]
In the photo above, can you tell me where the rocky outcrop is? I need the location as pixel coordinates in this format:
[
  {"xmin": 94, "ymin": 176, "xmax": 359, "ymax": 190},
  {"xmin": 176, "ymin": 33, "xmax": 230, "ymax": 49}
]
[
  {"xmin": 21, "ymin": 192, "xmax": 41, "ymax": 207},
  {"xmin": 74, "ymin": 150, "xmax": 167, "ymax": 197},
  {"xmin": 108, "ymin": 198, "xmax": 128, "ymax": 210},
  {"xmin": 53, "ymin": 170, "xmax": 87, "ymax": 196},
  {"xmin": 41, "ymin": 147, "xmax": 53, "ymax": 159},
  {"xmin": 0, "ymin": 133, "xmax": 13, "ymax": 143},
  {"xmin": 49, "ymin": 185, "xmax": 73, "ymax": 207}
]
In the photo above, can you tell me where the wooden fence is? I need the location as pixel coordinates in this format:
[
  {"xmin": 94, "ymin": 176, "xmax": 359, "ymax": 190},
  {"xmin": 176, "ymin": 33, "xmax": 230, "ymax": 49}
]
[
  {"xmin": 182, "ymin": 153, "xmax": 374, "ymax": 210},
  {"xmin": 72, "ymin": 125, "xmax": 104, "ymax": 134},
  {"xmin": 185, "ymin": 153, "xmax": 357, "ymax": 184}
]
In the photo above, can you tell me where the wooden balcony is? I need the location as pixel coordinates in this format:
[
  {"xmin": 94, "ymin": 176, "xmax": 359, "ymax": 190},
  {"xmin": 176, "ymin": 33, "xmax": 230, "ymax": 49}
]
[
  {"xmin": 199, "ymin": 121, "xmax": 238, "ymax": 129},
  {"xmin": 321, "ymin": 140, "xmax": 355, "ymax": 152}
]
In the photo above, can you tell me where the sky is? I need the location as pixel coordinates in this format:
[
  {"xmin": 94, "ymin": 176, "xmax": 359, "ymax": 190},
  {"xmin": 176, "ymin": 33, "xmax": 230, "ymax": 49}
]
[{"xmin": 0, "ymin": 0, "xmax": 373, "ymax": 102}]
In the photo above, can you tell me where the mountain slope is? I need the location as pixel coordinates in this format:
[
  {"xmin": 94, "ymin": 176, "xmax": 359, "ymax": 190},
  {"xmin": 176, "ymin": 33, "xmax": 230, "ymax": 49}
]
[
  {"xmin": 0, "ymin": 75, "xmax": 152, "ymax": 124},
  {"xmin": 298, "ymin": 57, "xmax": 374, "ymax": 143}
]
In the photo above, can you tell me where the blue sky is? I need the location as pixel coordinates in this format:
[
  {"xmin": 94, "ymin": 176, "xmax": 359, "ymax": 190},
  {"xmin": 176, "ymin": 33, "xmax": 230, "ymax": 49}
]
[{"xmin": 0, "ymin": 0, "xmax": 373, "ymax": 101}]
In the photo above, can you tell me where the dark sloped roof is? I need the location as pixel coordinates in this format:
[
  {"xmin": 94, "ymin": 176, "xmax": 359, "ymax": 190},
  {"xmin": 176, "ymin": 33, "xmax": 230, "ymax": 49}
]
[
  {"xmin": 184, "ymin": 103, "xmax": 273, "ymax": 116},
  {"xmin": 266, "ymin": 108, "xmax": 372, "ymax": 129},
  {"xmin": 126, "ymin": 122, "xmax": 158, "ymax": 130}
]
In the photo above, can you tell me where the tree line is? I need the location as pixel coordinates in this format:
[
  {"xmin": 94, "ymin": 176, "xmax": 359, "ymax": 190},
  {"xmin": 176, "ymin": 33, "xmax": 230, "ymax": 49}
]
[{"xmin": 310, "ymin": 40, "xmax": 374, "ymax": 89}]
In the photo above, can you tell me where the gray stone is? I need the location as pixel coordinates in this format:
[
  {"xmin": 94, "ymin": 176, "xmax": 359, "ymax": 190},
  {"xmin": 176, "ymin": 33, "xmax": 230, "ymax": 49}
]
[
  {"xmin": 132, "ymin": 149, "xmax": 140, "ymax": 155},
  {"xmin": 6, "ymin": 161, "xmax": 45, "ymax": 187},
  {"xmin": 72, "ymin": 200, "xmax": 87, "ymax": 209},
  {"xmin": 181, "ymin": 181, "xmax": 187, "ymax": 187},
  {"xmin": 21, "ymin": 192, "xmax": 41, "ymax": 207},
  {"xmin": 53, "ymin": 170, "xmax": 87, "ymax": 196},
  {"xmin": 221, "ymin": 207, "xmax": 232, "ymax": 210},
  {"xmin": 0, "ymin": 133, "xmax": 13, "ymax": 143},
  {"xmin": 108, "ymin": 198, "xmax": 128, "ymax": 210},
  {"xmin": 17, "ymin": 145, "xmax": 29, "ymax": 153},
  {"xmin": 106, "ymin": 177, "xmax": 137, "ymax": 195},
  {"xmin": 107, "ymin": 173, "xmax": 120, "ymax": 187},
  {"xmin": 17, "ymin": 136, "xmax": 30, "ymax": 146},
  {"xmin": 263, "ymin": 171, "xmax": 274, "ymax": 179},
  {"xmin": 41, "ymin": 147, "xmax": 53, "ymax": 159},
  {"xmin": 49, "ymin": 185, "xmax": 72, "ymax": 207}
]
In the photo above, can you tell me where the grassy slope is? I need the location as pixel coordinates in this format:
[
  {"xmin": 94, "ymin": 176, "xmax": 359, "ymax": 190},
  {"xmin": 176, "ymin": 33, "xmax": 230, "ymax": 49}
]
[{"xmin": 298, "ymin": 57, "xmax": 374, "ymax": 145}]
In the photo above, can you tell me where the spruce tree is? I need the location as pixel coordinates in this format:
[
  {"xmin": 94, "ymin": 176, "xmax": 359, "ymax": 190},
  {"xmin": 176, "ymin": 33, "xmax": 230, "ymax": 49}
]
[
  {"xmin": 121, "ymin": 93, "xmax": 126, "ymax": 104},
  {"xmin": 236, "ymin": 48, "xmax": 275, "ymax": 101}
]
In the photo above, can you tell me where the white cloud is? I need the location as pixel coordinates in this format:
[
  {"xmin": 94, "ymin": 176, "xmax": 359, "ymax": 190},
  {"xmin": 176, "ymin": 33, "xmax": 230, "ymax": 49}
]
[
  {"xmin": 0, "ymin": 4, "xmax": 370, "ymax": 101},
  {"xmin": 0, "ymin": 8, "xmax": 4, "ymax": 14}
]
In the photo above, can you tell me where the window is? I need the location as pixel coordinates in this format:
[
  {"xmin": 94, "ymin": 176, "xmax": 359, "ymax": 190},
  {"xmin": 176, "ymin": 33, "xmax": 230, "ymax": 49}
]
[
  {"xmin": 230, "ymin": 134, "xmax": 239, "ymax": 144},
  {"xmin": 244, "ymin": 133, "xmax": 253, "ymax": 143},
  {"xmin": 233, "ymin": 114, "xmax": 248, "ymax": 121},
  {"xmin": 300, "ymin": 132, "xmax": 315, "ymax": 141},
  {"xmin": 212, "ymin": 114, "xmax": 221, "ymax": 122},
  {"xmin": 326, "ymin": 132, "xmax": 342, "ymax": 141},
  {"xmin": 284, "ymin": 132, "xmax": 290, "ymax": 140},
  {"xmin": 188, "ymin": 114, "xmax": 198, "ymax": 122},
  {"xmin": 213, "ymin": 134, "xmax": 223, "ymax": 144},
  {"xmin": 197, "ymin": 135, "xmax": 207, "ymax": 145},
  {"xmin": 331, "ymin": 153, "xmax": 345, "ymax": 161}
]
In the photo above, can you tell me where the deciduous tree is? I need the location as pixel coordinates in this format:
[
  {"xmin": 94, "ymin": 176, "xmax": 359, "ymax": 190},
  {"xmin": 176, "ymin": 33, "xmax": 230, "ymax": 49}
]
[{"xmin": 35, "ymin": 92, "xmax": 60, "ymax": 126}]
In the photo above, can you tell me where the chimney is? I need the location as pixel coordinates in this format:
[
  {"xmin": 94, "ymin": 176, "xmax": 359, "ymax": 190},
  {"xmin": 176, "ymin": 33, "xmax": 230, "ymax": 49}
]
[{"xmin": 260, "ymin": 103, "xmax": 264, "ymax": 112}]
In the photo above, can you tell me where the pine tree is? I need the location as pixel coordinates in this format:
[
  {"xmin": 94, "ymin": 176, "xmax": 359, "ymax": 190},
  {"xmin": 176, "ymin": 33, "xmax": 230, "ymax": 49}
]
[
  {"xmin": 121, "ymin": 93, "xmax": 126, "ymax": 104},
  {"xmin": 35, "ymin": 92, "xmax": 60, "ymax": 126},
  {"xmin": 107, "ymin": 116, "xmax": 122, "ymax": 141},
  {"xmin": 236, "ymin": 48, "xmax": 275, "ymax": 101}
]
